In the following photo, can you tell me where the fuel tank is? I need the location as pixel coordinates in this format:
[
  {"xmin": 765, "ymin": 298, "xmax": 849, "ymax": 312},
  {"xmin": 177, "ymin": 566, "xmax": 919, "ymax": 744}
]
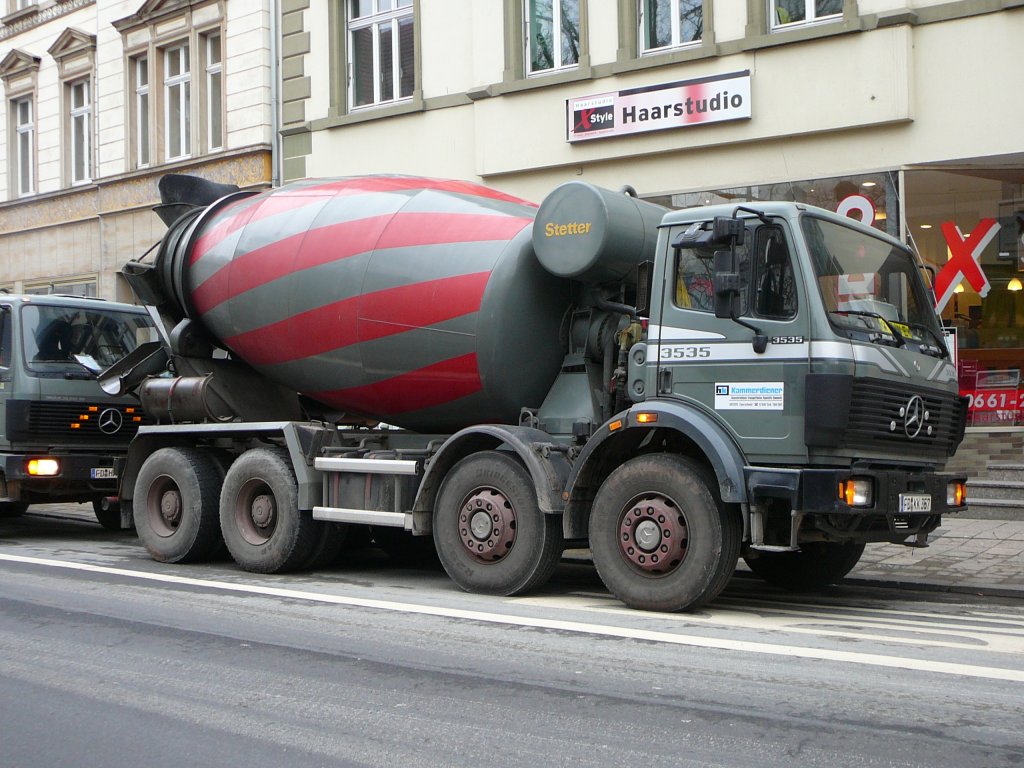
[{"xmin": 158, "ymin": 176, "xmax": 571, "ymax": 432}]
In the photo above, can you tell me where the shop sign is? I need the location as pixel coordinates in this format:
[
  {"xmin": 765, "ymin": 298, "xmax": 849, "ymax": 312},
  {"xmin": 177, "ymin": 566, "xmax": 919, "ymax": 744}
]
[
  {"xmin": 566, "ymin": 71, "xmax": 751, "ymax": 143},
  {"xmin": 934, "ymin": 219, "xmax": 1000, "ymax": 313}
]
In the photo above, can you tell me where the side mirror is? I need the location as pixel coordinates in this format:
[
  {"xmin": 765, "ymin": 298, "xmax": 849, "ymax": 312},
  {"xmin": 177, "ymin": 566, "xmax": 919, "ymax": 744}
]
[
  {"xmin": 713, "ymin": 216, "xmax": 745, "ymax": 246},
  {"xmin": 712, "ymin": 249, "xmax": 742, "ymax": 319}
]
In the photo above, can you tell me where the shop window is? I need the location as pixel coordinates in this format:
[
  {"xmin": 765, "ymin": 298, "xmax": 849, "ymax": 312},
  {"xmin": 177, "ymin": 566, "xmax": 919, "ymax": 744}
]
[
  {"xmin": 24, "ymin": 277, "xmax": 98, "ymax": 298},
  {"xmin": 526, "ymin": 0, "xmax": 580, "ymax": 74},
  {"xmin": 348, "ymin": 0, "xmax": 415, "ymax": 109},
  {"xmin": 771, "ymin": 0, "xmax": 842, "ymax": 29},
  {"xmin": 639, "ymin": 0, "xmax": 702, "ymax": 54}
]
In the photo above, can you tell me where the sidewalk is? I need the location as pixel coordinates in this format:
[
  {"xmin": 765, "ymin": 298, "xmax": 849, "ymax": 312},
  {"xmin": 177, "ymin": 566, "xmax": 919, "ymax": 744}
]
[
  {"xmin": 845, "ymin": 516, "xmax": 1024, "ymax": 599},
  {"xmin": 15, "ymin": 504, "xmax": 1024, "ymax": 600}
]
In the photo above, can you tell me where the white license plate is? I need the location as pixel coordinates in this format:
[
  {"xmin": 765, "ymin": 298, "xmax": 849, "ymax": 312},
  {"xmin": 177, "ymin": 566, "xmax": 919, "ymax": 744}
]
[
  {"xmin": 91, "ymin": 467, "xmax": 117, "ymax": 480},
  {"xmin": 899, "ymin": 493, "xmax": 932, "ymax": 513}
]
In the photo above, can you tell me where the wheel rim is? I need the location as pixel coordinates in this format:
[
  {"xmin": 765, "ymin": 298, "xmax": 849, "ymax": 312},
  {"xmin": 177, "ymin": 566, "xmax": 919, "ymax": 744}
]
[
  {"xmin": 617, "ymin": 492, "xmax": 689, "ymax": 575},
  {"xmin": 234, "ymin": 478, "xmax": 277, "ymax": 546},
  {"xmin": 146, "ymin": 474, "xmax": 182, "ymax": 538},
  {"xmin": 458, "ymin": 487, "xmax": 517, "ymax": 563}
]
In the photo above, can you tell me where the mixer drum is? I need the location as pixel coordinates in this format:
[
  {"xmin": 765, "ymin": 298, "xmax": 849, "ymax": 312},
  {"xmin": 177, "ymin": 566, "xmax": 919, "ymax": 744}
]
[{"xmin": 173, "ymin": 177, "xmax": 570, "ymax": 432}]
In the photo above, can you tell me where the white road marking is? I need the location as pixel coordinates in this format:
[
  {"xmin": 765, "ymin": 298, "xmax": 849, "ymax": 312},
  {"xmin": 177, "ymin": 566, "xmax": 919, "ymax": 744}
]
[{"xmin": 2, "ymin": 552, "xmax": 1023, "ymax": 683}]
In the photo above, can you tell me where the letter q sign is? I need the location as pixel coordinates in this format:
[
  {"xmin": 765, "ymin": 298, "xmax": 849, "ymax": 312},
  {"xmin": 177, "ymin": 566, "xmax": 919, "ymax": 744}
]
[{"xmin": 837, "ymin": 194, "xmax": 876, "ymax": 224}]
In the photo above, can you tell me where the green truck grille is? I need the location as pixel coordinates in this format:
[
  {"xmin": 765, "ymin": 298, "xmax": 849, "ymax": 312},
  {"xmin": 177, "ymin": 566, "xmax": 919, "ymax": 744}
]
[{"xmin": 5, "ymin": 400, "xmax": 148, "ymax": 443}]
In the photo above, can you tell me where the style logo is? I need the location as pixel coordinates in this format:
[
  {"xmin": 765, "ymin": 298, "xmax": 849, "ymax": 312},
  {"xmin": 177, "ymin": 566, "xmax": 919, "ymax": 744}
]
[
  {"xmin": 98, "ymin": 408, "xmax": 124, "ymax": 435},
  {"xmin": 903, "ymin": 395, "xmax": 924, "ymax": 439},
  {"xmin": 573, "ymin": 104, "xmax": 614, "ymax": 133}
]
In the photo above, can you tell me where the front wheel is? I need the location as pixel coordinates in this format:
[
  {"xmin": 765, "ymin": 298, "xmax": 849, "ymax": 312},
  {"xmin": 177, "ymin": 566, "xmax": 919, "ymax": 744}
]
[
  {"xmin": 0, "ymin": 501, "xmax": 29, "ymax": 518},
  {"xmin": 434, "ymin": 451, "xmax": 563, "ymax": 596},
  {"xmin": 589, "ymin": 454, "xmax": 741, "ymax": 612},
  {"xmin": 219, "ymin": 448, "xmax": 317, "ymax": 573},
  {"xmin": 134, "ymin": 448, "xmax": 223, "ymax": 563},
  {"xmin": 743, "ymin": 541, "xmax": 866, "ymax": 591},
  {"xmin": 93, "ymin": 499, "xmax": 125, "ymax": 531}
]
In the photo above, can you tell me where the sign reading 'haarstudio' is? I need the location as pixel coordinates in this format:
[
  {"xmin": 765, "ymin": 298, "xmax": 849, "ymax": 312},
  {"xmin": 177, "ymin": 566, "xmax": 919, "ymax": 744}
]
[{"xmin": 567, "ymin": 70, "xmax": 751, "ymax": 143}]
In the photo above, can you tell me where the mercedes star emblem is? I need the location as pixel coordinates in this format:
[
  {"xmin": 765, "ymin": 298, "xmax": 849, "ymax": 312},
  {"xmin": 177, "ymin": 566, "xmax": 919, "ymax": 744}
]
[
  {"xmin": 903, "ymin": 395, "xmax": 924, "ymax": 439},
  {"xmin": 98, "ymin": 408, "xmax": 124, "ymax": 435}
]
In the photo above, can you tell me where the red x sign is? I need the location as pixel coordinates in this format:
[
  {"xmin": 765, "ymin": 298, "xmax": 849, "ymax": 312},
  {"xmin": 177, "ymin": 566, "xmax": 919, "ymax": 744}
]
[{"xmin": 934, "ymin": 219, "xmax": 1000, "ymax": 313}]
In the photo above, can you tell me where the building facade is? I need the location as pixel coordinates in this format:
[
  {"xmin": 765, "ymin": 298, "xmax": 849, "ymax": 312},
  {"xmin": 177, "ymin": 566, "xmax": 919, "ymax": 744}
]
[
  {"xmin": 0, "ymin": 0, "xmax": 274, "ymax": 302},
  {"xmin": 280, "ymin": 0, "xmax": 1024, "ymax": 470}
]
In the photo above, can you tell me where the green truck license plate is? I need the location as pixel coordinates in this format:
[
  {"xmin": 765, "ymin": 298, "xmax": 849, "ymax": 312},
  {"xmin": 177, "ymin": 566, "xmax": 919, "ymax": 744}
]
[
  {"xmin": 899, "ymin": 493, "xmax": 931, "ymax": 513},
  {"xmin": 90, "ymin": 468, "xmax": 117, "ymax": 479}
]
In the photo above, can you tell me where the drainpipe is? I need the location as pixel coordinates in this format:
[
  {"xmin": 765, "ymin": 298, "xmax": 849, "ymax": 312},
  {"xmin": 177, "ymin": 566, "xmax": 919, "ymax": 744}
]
[{"xmin": 269, "ymin": 0, "xmax": 281, "ymax": 188}]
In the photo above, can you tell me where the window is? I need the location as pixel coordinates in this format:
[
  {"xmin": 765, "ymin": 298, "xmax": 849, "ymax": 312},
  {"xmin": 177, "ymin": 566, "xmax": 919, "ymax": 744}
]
[
  {"xmin": 203, "ymin": 33, "xmax": 223, "ymax": 151},
  {"xmin": 526, "ymin": 0, "xmax": 580, "ymax": 74},
  {"xmin": 348, "ymin": 0, "xmax": 414, "ymax": 109},
  {"xmin": 68, "ymin": 79, "xmax": 92, "ymax": 184},
  {"xmin": 639, "ymin": 0, "xmax": 702, "ymax": 53},
  {"xmin": 133, "ymin": 56, "xmax": 150, "ymax": 167},
  {"xmin": 13, "ymin": 97, "xmax": 34, "ymax": 197},
  {"xmin": 753, "ymin": 228, "xmax": 797, "ymax": 319},
  {"xmin": 771, "ymin": 0, "xmax": 842, "ymax": 29},
  {"xmin": 164, "ymin": 44, "xmax": 191, "ymax": 160}
]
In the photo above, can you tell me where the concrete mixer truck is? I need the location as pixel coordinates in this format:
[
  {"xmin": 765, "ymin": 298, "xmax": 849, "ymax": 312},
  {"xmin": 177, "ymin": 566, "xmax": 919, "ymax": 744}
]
[{"xmin": 104, "ymin": 173, "xmax": 967, "ymax": 611}]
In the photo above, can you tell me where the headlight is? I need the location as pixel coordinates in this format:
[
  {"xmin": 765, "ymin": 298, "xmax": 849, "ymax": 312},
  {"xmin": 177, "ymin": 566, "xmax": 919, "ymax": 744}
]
[
  {"xmin": 839, "ymin": 477, "xmax": 874, "ymax": 507},
  {"xmin": 946, "ymin": 481, "xmax": 967, "ymax": 507}
]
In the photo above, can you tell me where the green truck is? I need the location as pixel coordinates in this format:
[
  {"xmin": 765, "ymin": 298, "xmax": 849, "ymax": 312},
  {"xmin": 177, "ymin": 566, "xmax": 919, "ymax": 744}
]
[
  {"xmin": 0, "ymin": 294, "xmax": 155, "ymax": 529},
  {"xmin": 108, "ymin": 174, "xmax": 968, "ymax": 611}
]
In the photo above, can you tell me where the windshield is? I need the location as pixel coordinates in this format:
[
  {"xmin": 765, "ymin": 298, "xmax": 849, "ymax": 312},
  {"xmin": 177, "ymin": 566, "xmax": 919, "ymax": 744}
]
[
  {"xmin": 22, "ymin": 304, "xmax": 156, "ymax": 375},
  {"xmin": 802, "ymin": 215, "xmax": 943, "ymax": 349}
]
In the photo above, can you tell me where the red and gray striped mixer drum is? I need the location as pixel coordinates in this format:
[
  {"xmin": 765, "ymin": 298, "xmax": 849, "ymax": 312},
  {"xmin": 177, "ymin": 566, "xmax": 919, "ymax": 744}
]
[{"xmin": 175, "ymin": 176, "xmax": 570, "ymax": 432}]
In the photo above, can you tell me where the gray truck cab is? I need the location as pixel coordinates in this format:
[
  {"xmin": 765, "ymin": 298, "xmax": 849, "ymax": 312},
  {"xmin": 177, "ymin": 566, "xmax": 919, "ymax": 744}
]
[
  {"xmin": 0, "ymin": 294, "xmax": 155, "ymax": 528},
  {"xmin": 645, "ymin": 202, "xmax": 965, "ymax": 550}
]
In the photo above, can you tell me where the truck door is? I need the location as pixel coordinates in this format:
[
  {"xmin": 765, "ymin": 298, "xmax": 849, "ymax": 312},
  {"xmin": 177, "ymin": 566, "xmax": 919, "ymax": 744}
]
[{"xmin": 654, "ymin": 223, "xmax": 809, "ymax": 462}]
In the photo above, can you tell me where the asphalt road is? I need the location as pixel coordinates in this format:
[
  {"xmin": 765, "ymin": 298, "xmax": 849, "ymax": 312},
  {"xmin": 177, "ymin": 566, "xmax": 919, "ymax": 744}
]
[{"xmin": 1, "ymin": 510, "xmax": 1022, "ymax": 768}]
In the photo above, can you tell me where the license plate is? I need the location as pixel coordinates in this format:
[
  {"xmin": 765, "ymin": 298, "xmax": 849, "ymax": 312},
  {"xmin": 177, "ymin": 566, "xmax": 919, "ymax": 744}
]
[
  {"xmin": 91, "ymin": 467, "xmax": 117, "ymax": 480},
  {"xmin": 899, "ymin": 493, "xmax": 932, "ymax": 513}
]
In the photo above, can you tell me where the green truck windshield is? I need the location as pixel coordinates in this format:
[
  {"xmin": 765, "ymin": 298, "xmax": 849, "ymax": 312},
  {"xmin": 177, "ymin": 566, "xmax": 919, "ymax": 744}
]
[
  {"xmin": 802, "ymin": 215, "xmax": 941, "ymax": 346},
  {"xmin": 21, "ymin": 304, "xmax": 155, "ymax": 374}
]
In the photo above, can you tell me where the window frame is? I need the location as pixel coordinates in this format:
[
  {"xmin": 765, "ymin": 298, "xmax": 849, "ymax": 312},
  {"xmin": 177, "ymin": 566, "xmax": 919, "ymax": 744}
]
[
  {"xmin": 13, "ymin": 96, "xmax": 35, "ymax": 198},
  {"xmin": 202, "ymin": 31, "xmax": 223, "ymax": 152},
  {"xmin": 132, "ymin": 54, "xmax": 151, "ymax": 168},
  {"xmin": 162, "ymin": 42, "xmax": 192, "ymax": 161},
  {"xmin": 347, "ymin": 0, "xmax": 415, "ymax": 111},
  {"xmin": 769, "ymin": 0, "xmax": 843, "ymax": 30},
  {"xmin": 524, "ymin": 0, "xmax": 582, "ymax": 76},
  {"xmin": 638, "ymin": 0, "xmax": 703, "ymax": 55},
  {"xmin": 22, "ymin": 275, "xmax": 98, "ymax": 298},
  {"xmin": 67, "ymin": 78, "xmax": 92, "ymax": 185}
]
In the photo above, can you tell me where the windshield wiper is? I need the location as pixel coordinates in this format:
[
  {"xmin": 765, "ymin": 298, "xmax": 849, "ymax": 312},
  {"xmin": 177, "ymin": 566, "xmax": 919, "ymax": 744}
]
[
  {"xmin": 904, "ymin": 322, "xmax": 949, "ymax": 359},
  {"xmin": 828, "ymin": 309, "xmax": 906, "ymax": 347}
]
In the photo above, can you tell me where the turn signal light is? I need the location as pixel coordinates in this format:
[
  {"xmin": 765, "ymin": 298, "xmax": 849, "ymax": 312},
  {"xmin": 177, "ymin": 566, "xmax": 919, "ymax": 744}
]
[
  {"xmin": 635, "ymin": 412, "xmax": 658, "ymax": 424},
  {"xmin": 839, "ymin": 478, "xmax": 873, "ymax": 507},
  {"xmin": 946, "ymin": 481, "xmax": 967, "ymax": 507},
  {"xmin": 27, "ymin": 458, "xmax": 61, "ymax": 476}
]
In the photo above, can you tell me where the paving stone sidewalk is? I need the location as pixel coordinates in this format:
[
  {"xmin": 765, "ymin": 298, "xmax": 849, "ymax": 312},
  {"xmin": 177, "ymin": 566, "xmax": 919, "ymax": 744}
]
[{"xmin": 848, "ymin": 516, "xmax": 1024, "ymax": 598}]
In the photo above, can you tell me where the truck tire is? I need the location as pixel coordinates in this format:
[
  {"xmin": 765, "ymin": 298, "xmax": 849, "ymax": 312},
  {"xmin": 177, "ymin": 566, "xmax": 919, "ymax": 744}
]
[
  {"xmin": 134, "ymin": 448, "xmax": 224, "ymax": 563},
  {"xmin": 0, "ymin": 502, "xmax": 29, "ymax": 518},
  {"xmin": 219, "ymin": 447, "xmax": 317, "ymax": 573},
  {"xmin": 306, "ymin": 522, "xmax": 348, "ymax": 569},
  {"xmin": 434, "ymin": 451, "xmax": 563, "ymax": 596},
  {"xmin": 743, "ymin": 541, "xmax": 866, "ymax": 591},
  {"xmin": 589, "ymin": 454, "xmax": 741, "ymax": 612}
]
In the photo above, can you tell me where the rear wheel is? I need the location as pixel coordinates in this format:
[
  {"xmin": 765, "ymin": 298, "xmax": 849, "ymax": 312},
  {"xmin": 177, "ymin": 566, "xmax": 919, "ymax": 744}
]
[
  {"xmin": 134, "ymin": 448, "xmax": 223, "ymax": 563},
  {"xmin": 743, "ymin": 541, "xmax": 866, "ymax": 591},
  {"xmin": 219, "ymin": 448, "xmax": 317, "ymax": 573},
  {"xmin": 589, "ymin": 454, "xmax": 741, "ymax": 612},
  {"xmin": 434, "ymin": 451, "xmax": 563, "ymax": 596}
]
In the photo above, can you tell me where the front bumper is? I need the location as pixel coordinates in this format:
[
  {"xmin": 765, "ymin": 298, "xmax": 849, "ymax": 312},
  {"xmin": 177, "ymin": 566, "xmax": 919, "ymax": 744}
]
[{"xmin": 1, "ymin": 452, "xmax": 125, "ymax": 502}]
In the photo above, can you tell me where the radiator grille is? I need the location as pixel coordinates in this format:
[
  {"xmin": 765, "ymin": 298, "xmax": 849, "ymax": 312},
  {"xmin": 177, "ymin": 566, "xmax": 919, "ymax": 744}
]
[{"xmin": 844, "ymin": 380, "xmax": 963, "ymax": 459}]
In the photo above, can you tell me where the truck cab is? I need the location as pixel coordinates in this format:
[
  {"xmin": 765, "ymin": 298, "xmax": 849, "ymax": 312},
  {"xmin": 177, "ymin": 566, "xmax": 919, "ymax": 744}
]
[
  {"xmin": 644, "ymin": 203, "xmax": 965, "ymax": 555},
  {"xmin": 0, "ymin": 294, "xmax": 155, "ymax": 528}
]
